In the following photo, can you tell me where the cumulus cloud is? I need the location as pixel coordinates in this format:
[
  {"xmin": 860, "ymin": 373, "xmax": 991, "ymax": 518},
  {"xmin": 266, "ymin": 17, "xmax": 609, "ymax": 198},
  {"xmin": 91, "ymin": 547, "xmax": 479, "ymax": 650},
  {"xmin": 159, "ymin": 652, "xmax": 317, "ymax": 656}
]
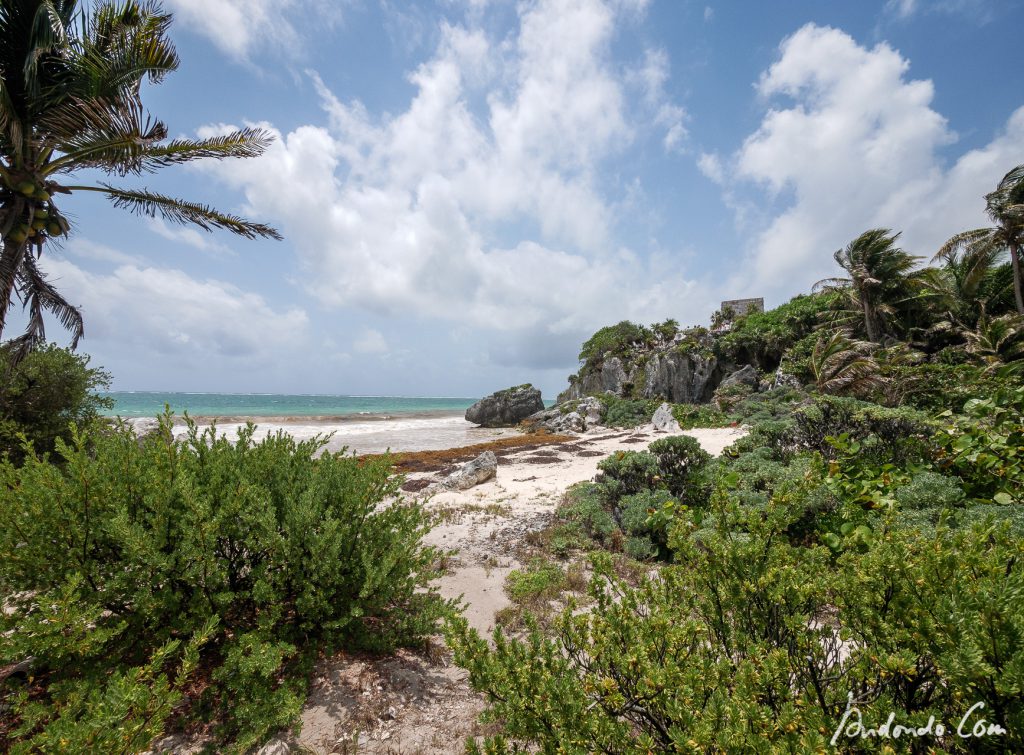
[
  {"xmin": 714, "ymin": 23, "xmax": 1024, "ymax": 296},
  {"xmin": 353, "ymin": 328, "xmax": 388, "ymax": 354},
  {"xmin": 42, "ymin": 255, "xmax": 308, "ymax": 358},
  {"xmin": 195, "ymin": 0, "xmax": 705, "ymax": 366},
  {"xmin": 147, "ymin": 219, "xmax": 232, "ymax": 255},
  {"xmin": 163, "ymin": 0, "xmax": 339, "ymax": 61}
]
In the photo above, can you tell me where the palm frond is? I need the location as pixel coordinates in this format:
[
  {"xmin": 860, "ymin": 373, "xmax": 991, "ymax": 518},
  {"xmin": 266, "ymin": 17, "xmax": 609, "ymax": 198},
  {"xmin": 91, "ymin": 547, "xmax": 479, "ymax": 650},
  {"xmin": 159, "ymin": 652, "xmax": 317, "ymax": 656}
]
[
  {"xmin": 16, "ymin": 250, "xmax": 84, "ymax": 348},
  {"xmin": 75, "ymin": 0, "xmax": 178, "ymax": 95},
  {"xmin": 40, "ymin": 95, "xmax": 168, "ymax": 174},
  {"xmin": 136, "ymin": 127, "xmax": 273, "ymax": 170},
  {"xmin": 0, "ymin": 240, "xmax": 29, "ymax": 337},
  {"xmin": 79, "ymin": 183, "xmax": 282, "ymax": 240}
]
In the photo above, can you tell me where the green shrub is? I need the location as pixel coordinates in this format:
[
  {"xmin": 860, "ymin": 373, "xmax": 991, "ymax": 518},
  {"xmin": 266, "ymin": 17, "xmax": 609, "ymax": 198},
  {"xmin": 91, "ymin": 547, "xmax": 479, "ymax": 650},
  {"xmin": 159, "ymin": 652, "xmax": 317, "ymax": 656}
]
[
  {"xmin": 0, "ymin": 414, "xmax": 448, "ymax": 750},
  {"xmin": 712, "ymin": 381, "xmax": 754, "ymax": 412},
  {"xmin": 596, "ymin": 450, "xmax": 662, "ymax": 497},
  {"xmin": 718, "ymin": 292, "xmax": 837, "ymax": 368},
  {"xmin": 648, "ymin": 435, "xmax": 710, "ymax": 499},
  {"xmin": 792, "ymin": 395, "xmax": 933, "ymax": 464},
  {"xmin": 578, "ymin": 321, "xmax": 653, "ymax": 370},
  {"xmin": 600, "ymin": 396, "xmax": 658, "ymax": 427},
  {"xmin": 0, "ymin": 343, "xmax": 111, "ymax": 464},
  {"xmin": 934, "ymin": 385, "xmax": 1024, "ymax": 503},
  {"xmin": 894, "ymin": 471, "xmax": 967, "ymax": 510},
  {"xmin": 504, "ymin": 559, "xmax": 567, "ymax": 603},
  {"xmin": 617, "ymin": 488, "xmax": 676, "ymax": 559},
  {"xmin": 557, "ymin": 482, "xmax": 617, "ymax": 544},
  {"xmin": 670, "ymin": 402, "xmax": 730, "ymax": 429},
  {"xmin": 446, "ymin": 503, "xmax": 1024, "ymax": 753}
]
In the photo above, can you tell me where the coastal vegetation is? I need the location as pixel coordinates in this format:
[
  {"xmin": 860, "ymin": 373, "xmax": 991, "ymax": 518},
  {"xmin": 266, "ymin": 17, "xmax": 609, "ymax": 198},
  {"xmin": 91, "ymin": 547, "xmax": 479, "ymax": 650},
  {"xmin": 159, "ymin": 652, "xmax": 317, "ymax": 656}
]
[
  {"xmin": 446, "ymin": 168, "xmax": 1024, "ymax": 752},
  {"xmin": 0, "ymin": 0, "xmax": 279, "ymax": 355},
  {"xmin": 0, "ymin": 414, "xmax": 448, "ymax": 751},
  {"xmin": 0, "ymin": 0, "xmax": 1021, "ymax": 744}
]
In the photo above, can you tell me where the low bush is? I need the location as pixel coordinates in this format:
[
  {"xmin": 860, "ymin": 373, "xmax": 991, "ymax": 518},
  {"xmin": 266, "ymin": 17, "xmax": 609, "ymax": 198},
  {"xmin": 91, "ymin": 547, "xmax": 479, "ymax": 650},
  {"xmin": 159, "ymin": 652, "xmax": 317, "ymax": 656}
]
[
  {"xmin": 0, "ymin": 414, "xmax": 448, "ymax": 751},
  {"xmin": 447, "ymin": 502, "xmax": 1024, "ymax": 753},
  {"xmin": 934, "ymin": 385, "xmax": 1024, "ymax": 503},
  {"xmin": 670, "ymin": 402, "xmax": 730, "ymax": 429},
  {"xmin": 596, "ymin": 450, "xmax": 661, "ymax": 497},
  {"xmin": 600, "ymin": 396, "xmax": 658, "ymax": 427},
  {"xmin": 647, "ymin": 434, "xmax": 710, "ymax": 499},
  {"xmin": 0, "ymin": 343, "xmax": 112, "ymax": 464}
]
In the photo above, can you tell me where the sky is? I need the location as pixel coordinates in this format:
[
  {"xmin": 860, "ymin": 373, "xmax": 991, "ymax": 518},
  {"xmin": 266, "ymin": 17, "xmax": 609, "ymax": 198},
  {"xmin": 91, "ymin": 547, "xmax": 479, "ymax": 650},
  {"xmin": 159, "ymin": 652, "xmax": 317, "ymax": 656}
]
[{"xmin": 22, "ymin": 0, "xmax": 1024, "ymax": 397}]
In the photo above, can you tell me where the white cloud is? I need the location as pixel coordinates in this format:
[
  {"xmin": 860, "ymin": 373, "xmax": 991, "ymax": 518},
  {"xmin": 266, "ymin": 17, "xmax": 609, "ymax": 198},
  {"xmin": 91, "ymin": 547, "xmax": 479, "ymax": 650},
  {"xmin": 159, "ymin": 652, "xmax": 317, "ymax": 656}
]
[
  {"xmin": 716, "ymin": 24, "xmax": 1024, "ymax": 297},
  {"xmin": 42, "ymin": 255, "xmax": 308, "ymax": 357},
  {"xmin": 697, "ymin": 152, "xmax": 724, "ymax": 184},
  {"xmin": 635, "ymin": 48, "xmax": 688, "ymax": 152},
  {"xmin": 195, "ymin": 0, "xmax": 706, "ymax": 365},
  {"xmin": 163, "ymin": 0, "xmax": 339, "ymax": 61},
  {"xmin": 353, "ymin": 328, "xmax": 388, "ymax": 354},
  {"xmin": 884, "ymin": 0, "xmax": 994, "ymax": 23},
  {"xmin": 704, "ymin": 6, "xmax": 713, "ymax": 22},
  {"xmin": 147, "ymin": 218, "xmax": 232, "ymax": 255},
  {"xmin": 885, "ymin": 0, "xmax": 917, "ymax": 18}
]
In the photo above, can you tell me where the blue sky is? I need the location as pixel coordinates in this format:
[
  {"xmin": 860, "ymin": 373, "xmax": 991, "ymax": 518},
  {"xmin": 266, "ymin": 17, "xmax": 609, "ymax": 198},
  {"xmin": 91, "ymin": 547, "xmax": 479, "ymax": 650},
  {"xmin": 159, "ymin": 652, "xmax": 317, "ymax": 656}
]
[{"xmin": 26, "ymin": 0, "xmax": 1024, "ymax": 397}]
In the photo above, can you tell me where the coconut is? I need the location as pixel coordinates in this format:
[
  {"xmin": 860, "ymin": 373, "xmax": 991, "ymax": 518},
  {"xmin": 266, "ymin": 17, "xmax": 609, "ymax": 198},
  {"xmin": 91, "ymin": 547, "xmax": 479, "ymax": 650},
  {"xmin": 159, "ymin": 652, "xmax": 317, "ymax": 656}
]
[
  {"xmin": 34, "ymin": 208, "xmax": 49, "ymax": 220},
  {"xmin": 33, "ymin": 189, "xmax": 50, "ymax": 202},
  {"xmin": 17, "ymin": 181, "xmax": 35, "ymax": 196},
  {"xmin": 7, "ymin": 229, "xmax": 28, "ymax": 244},
  {"xmin": 46, "ymin": 222, "xmax": 62, "ymax": 236},
  {"xmin": 31, "ymin": 219, "xmax": 46, "ymax": 231}
]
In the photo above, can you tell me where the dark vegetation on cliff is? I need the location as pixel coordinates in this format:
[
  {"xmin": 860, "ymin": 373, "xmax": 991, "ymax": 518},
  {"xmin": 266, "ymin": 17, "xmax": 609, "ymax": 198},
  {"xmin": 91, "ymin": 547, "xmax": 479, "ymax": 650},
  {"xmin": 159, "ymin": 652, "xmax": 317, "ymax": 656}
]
[{"xmin": 446, "ymin": 171, "xmax": 1024, "ymax": 752}]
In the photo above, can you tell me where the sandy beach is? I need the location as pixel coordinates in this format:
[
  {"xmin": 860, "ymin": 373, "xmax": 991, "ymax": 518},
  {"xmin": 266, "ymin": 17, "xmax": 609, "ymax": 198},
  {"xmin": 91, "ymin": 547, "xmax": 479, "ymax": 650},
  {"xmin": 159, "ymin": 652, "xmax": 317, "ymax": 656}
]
[{"xmin": 274, "ymin": 422, "xmax": 745, "ymax": 754}]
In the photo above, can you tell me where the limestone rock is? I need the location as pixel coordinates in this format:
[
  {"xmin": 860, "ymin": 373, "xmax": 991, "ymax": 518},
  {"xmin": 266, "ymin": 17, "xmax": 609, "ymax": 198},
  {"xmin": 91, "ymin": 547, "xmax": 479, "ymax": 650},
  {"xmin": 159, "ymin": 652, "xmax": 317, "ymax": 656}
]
[
  {"xmin": 642, "ymin": 351, "xmax": 724, "ymax": 403},
  {"xmin": 433, "ymin": 451, "xmax": 498, "ymax": 492},
  {"xmin": 465, "ymin": 384, "xmax": 545, "ymax": 427},
  {"xmin": 718, "ymin": 364, "xmax": 760, "ymax": 392},
  {"xmin": 651, "ymin": 402, "xmax": 682, "ymax": 433},
  {"xmin": 577, "ymin": 396, "xmax": 604, "ymax": 426},
  {"xmin": 256, "ymin": 739, "xmax": 292, "ymax": 755},
  {"xmin": 771, "ymin": 369, "xmax": 802, "ymax": 391}
]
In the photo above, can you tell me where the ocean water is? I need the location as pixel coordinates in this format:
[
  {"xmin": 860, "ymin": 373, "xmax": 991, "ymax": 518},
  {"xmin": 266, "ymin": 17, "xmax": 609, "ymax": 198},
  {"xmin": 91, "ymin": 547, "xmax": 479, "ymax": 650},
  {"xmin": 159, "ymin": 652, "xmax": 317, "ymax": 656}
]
[
  {"xmin": 102, "ymin": 392, "xmax": 479, "ymax": 420},
  {"xmin": 102, "ymin": 392, "xmax": 548, "ymax": 456}
]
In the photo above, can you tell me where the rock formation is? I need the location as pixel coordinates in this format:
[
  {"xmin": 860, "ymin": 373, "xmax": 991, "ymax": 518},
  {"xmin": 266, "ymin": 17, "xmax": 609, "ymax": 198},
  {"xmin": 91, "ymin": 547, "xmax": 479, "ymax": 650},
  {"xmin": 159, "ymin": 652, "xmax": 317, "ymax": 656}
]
[
  {"xmin": 651, "ymin": 402, "xmax": 682, "ymax": 433},
  {"xmin": 465, "ymin": 384, "xmax": 545, "ymax": 427},
  {"xmin": 430, "ymin": 451, "xmax": 498, "ymax": 492}
]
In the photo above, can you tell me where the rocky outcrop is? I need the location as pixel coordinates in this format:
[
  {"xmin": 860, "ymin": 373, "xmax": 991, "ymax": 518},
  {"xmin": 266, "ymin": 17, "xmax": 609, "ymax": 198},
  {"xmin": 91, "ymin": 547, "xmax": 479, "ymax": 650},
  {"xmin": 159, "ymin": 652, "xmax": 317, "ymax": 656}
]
[
  {"xmin": 651, "ymin": 402, "xmax": 681, "ymax": 433},
  {"xmin": 524, "ymin": 396, "xmax": 604, "ymax": 434},
  {"xmin": 430, "ymin": 451, "xmax": 498, "ymax": 492},
  {"xmin": 466, "ymin": 384, "xmax": 545, "ymax": 427},
  {"xmin": 559, "ymin": 351, "xmax": 726, "ymax": 405},
  {"xmin": 642, "ymin": 351, "xmax": 724, "ymax": 403},
  {"xmin": 770, "ymin": 368, "xmax": 802, "ymax": 391},
  {"xmin": 718, "ymin": 364, "xmax": 760, "ymax": 392}
]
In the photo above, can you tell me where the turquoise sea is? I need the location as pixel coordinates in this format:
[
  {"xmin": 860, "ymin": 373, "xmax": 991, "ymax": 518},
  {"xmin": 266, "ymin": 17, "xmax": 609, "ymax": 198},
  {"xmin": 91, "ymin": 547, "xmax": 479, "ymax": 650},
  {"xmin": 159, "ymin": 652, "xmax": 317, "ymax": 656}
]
[
  {"xmin": 102, "ymin": 392, "xmax": 479, "ymax": 420},
  {"xmin": 101, "ymin": 392, "xmax": 551, "ymax": 455}
]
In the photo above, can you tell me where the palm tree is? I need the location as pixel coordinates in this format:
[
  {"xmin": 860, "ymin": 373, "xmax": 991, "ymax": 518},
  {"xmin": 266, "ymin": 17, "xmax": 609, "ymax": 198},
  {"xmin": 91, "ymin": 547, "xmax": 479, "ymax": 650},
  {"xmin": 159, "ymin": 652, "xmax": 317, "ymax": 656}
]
[
  {"xmin": 964, "ymin": 308, "xmax": 1024, "ymax": 372},
  {"xmin": 922, "ymin": 238, "xmax": 1015, "ymax": 330},
  {"xmin": 941, "ymin": 164, "xmax": 1024, "ymax": 316},
  {"xmin": 814, "ymin": 229, "xmax": 923, "ymax": 343},
  {"xmin": 809, "ymin": 329, "xmax": 886, "ymax": 398},
  {"xmin": 0, "ymin": 0, "xmax": 280, "ymax": 354}
]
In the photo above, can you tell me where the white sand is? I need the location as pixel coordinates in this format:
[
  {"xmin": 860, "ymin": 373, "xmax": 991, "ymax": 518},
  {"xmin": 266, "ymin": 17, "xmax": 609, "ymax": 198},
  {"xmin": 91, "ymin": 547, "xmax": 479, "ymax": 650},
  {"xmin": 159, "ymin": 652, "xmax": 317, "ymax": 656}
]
[{"xmin": 285, "ymin": 423, "xmax": 745, "ymax": 754}]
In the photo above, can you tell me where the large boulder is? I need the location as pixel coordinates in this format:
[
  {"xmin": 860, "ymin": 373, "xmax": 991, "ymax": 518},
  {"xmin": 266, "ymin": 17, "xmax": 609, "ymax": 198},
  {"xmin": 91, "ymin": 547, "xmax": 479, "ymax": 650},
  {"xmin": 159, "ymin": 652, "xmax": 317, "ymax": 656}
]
[
  {"xmin": 431, "ymin": 451, "xmax": 498, "ymax": 492},
  {"xmin": 718, "ymin": 364, "xmax": 760, "ymax": 392},
  {"xmin": 577, "ymin": 396, "xmax": 604, "ymax": 427},
  {"xmin": 465, "ymin": 384, "xmax": 545, "ymax": 427},
  {"xmin": 651, "ymin": 402, "xmax": 682, "ymax": 433}
]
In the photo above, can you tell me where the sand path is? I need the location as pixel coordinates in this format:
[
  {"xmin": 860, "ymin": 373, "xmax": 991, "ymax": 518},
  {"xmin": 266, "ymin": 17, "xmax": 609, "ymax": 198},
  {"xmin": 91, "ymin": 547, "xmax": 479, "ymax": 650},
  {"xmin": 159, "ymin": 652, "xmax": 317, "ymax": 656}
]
[{"xmin": 285, "ymin": 424, "xmax": 744, "ymax": 754}]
